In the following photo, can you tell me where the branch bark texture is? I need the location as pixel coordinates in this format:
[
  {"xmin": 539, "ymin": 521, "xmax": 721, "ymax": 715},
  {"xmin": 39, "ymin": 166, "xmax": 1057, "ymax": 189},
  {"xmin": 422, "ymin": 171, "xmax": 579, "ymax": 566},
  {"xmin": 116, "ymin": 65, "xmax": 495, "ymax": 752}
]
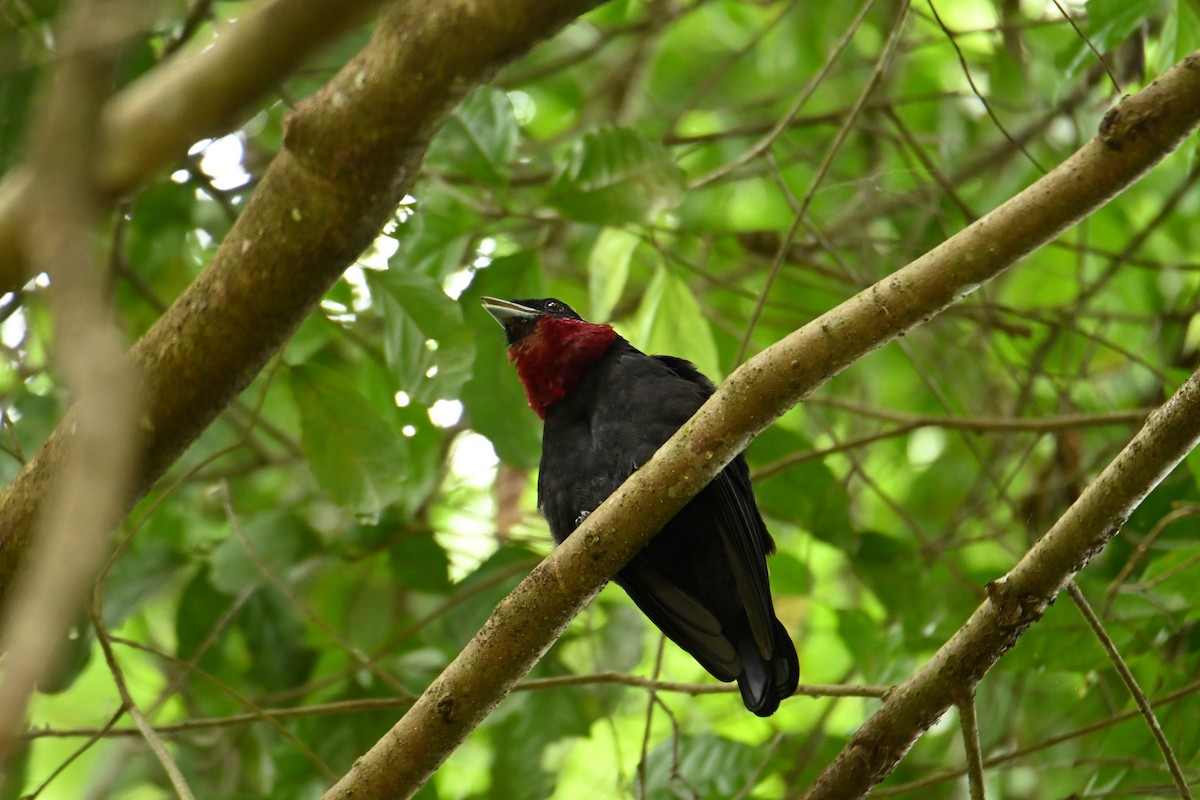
[
  {"xmin": 0, "ymin": 0, "xmax": 603, "ymax": 599},
  {"xmin": 321, "ymin": 52, "xmax": 1200, "ymax": 799}
]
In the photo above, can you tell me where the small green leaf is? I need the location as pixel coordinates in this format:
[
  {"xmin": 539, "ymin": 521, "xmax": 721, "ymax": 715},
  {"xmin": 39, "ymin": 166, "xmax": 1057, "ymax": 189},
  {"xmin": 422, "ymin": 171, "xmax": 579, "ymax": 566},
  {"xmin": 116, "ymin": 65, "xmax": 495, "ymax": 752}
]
[
  {"xmin": 587, "ymin": 227, "xmax": 638, "ymax": 321},
  {"xmin": 767, "ymin": 550, "xmax": 813, "ymax": 596},
  {"xmin": 427, "ymin": 87, "xmax": 518, "ymax": 186},
  {"xmin": 101, "ymin": 536, "xmax": 188, "ymax": 627},
  {"xmin": 237, "ymin": 587, "xmax": 319, "ymax": 692},
  {"xmin": 389, "ymin": 533, "xmax": 452, "ymax": 593},
  {"xmin": 177, "ymin": 570, "xmax": 231, "ymax": 672},
  {"xmin": 749, "ymin": 426, "xmax": 855, "ymax": 551},
  {"xmin": 1056, "ymin": 0, "xmax": 1164, "ymax": 78},
  {"xmin": 640, "ymin": 734, "xmax": 761, "ymax": 799},
  {"xmin": 369, "ymin": 269, "xmax": 476, "ymax": 404},
  {"xmin": 209, "ymin": 512, "xmax": 316, "ymax": 595},
  {"xmin": 548, "ymin": 127, "xmax": 685, "ymax": 225},
  {"xmin": 289, "ymin": 364, "xmax": 410, "ymax": 515},
  {"xmin": 36, "ymin": 623, "xmax": 92, "ymax": 695},
  {"xmin": 390, "ymin": 195, "xmax": 480, "ymax": 281},
  {"xmin": 632, "ymin": 264, "xmax": 720, "ymax": 379}
]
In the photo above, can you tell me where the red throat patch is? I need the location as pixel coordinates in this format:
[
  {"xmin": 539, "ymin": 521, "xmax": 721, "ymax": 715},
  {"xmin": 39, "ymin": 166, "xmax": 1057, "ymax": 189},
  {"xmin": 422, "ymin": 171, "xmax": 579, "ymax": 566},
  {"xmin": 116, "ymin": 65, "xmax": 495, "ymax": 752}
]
[{"xmin": 509, "ymin": 316, "xmax": 617, "ymax": 418}]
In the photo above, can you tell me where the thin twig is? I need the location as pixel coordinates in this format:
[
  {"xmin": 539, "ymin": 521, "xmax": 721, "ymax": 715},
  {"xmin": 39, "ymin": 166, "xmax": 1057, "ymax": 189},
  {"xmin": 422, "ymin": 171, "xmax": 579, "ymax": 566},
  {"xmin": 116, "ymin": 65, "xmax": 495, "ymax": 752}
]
[
  {"xmin": 90, "ymin": 607, "xmax": 196, "ymax": 800},
  {"xmin": 22, "ymin": 709, "xmax": 126, "ymax": 799},
  {"xmin": 110, "ymin": 635, "xmax": 339, "ymax": 781},
  {"xmin": 690, "ymin": 0, "xmax": 878, "ymax": 189},
  {"xmin": 873, "ymin": 678, "xmax": 1200, "ymax": 796},
  {"xmin": 958, "ymin": 694, "xmax": 987, "ymax": 800},
  {"xmin": 1102, "ymin": 504, "xmax": 1200, "ymax": 616},
  {"xmin": 926, "ymin": 0, "xmax": 1046, "ymax": 173},
  {"xmin": 1067, "ymin": 582, "xmax": 1195, "ymax": 800},
  {"xmin": 804, "ymin": 396, "xmax": 1154, "ymax": 431},
  {"xmin": 1050, "ymin": 0, "xmax": 1123, "ymax": 94},
  {"xmin": 636, "ymin": 635, "xmax": 667, "ymax": 800},
  {"xmin": 732, "ymin": 0, "xmax": 911, "ymax": 367},
  {"xmin": 0, "ymin": 0, "xmax": 145, "ymax": 762}
]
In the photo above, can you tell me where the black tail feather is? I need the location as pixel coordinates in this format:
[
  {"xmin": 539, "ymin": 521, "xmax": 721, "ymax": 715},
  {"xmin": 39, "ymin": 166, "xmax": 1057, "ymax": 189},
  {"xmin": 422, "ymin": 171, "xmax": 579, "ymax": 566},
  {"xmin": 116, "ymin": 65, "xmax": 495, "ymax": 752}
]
[{"xmin": 736, "ymin": 619, "xmax": 800, "ymax": 717}]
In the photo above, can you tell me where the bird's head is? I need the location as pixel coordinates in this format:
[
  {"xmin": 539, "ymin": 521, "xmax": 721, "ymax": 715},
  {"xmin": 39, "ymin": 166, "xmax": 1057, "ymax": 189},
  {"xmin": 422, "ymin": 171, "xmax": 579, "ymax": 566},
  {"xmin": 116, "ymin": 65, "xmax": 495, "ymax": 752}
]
[{"xmin": 481, "ymin": 297, "xmax": 617, "ymax": 419}]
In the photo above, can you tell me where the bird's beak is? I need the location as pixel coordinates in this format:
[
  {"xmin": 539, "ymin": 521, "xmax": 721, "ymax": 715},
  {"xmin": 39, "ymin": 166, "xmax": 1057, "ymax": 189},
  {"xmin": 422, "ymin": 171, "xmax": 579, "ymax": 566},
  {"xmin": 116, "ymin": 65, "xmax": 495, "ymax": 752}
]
[{"xmin": 480, "ymin": 297, "xmax": 542, "ymax": 327}]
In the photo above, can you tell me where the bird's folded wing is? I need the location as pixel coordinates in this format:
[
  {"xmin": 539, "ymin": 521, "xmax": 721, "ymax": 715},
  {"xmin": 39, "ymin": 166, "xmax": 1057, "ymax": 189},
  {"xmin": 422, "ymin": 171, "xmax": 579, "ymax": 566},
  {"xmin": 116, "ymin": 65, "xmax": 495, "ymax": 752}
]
[
  {"xmin": 708, "ymin": 465, "xmax": 776, "ymax": 660},
  {"xmin": 617, "ymin": 561, "xmax": 741, "ymax": 681}
]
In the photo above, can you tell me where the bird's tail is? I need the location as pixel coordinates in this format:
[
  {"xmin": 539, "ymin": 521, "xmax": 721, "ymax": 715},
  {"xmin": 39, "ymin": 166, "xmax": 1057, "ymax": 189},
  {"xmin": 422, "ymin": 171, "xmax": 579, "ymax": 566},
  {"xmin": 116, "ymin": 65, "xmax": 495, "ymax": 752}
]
[{"xmin": 735, "ymin": 618, "xmax": 799, "ymax": 717}]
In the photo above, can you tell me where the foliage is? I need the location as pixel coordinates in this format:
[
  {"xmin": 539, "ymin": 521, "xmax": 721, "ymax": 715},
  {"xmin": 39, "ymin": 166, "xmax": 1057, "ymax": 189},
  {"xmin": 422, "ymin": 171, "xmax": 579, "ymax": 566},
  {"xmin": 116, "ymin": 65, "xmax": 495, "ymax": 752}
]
[{"xmin": 2, "ymin": 1, "xmax": 1200, "ymax": 798}]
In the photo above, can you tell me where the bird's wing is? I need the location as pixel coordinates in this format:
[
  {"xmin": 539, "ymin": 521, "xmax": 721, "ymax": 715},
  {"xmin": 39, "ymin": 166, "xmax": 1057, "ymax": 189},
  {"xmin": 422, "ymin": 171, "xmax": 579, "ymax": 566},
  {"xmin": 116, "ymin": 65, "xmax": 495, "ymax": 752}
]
[
  {"xmin": 709, "ymin": 461, "xmax": 777, "ymax": 659},
  {"xmin": 616, "ymin": 561, "xmax": 741, "ymax": 681},
  {"xmin": 652, "ymin": 354, "xmax": 779, "ymax": 661}
]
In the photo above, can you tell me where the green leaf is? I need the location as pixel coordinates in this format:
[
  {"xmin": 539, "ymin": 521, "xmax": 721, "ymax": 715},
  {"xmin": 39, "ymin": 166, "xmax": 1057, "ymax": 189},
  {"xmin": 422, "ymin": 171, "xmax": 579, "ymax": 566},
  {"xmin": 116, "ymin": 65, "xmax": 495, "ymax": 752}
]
[
  {"xmin": 548, "ymin": 126, "xmax": 685, "ymax": 225},
  {"xmin": 460, "ymin": 251, "xmax": 545, "ymax": 467},
  {"xmin": 767, "ymin": 549, "xmax": 813, "ymax": 597},
  {"xmin": 389, "ymin": 533, "xmax": 452, "ymax": 593},
  {"xmin": 427, "ymin": 87, "xmax": 518, "ymax": 186},
  {"xmin": 640, "ymin": 734, "xmax": 761, "ymax": 799},
  {"xmin": 837, "ymin": 607, "xmax": 901, "ymax": 682},
  {"xmin": 209, "ymin": 511, "xmax": 316, "ymax": 595},
  {"xmin": 176, "ymin": 570, "xmax": 232, "ymax": 673},
  {"xmin": 631, "ymin": 264, "xmax": 720, "ymax": 379},
  {"xmin": 1056, "ymin": 0, "xmax": 1165, "ymax": 77},
  {"xmin": 592, "ymin": 602, "xmax": 648, "ymax": 673},
  {"xmin": 391, "ymin": 198, "xmax": 479, "ymax": 281},
  {"xmin": 1159, "ymin": 0, "xmax": 1200, "ymax": 76},
  {"xmin": 36, "ymin": 623, "xmax": 92, "ymax": 695},
  {"xmin": 289, "ymin": 364, "xmax": 411, "ymax": 515},
  {"xmin": 428, "ymin": 545, "xmax": 540, "ymax": 656},
  {"xmin": 852, "ymin": 532, "xmax": 931, "ymax": 640},
  {"xmin": 489, "ymin": 682, "xmax": 592, "ymax": 800},
  {"xmin": 237, "ymin": 586, "xmax": 319, "ymax": 692},
  {"xmin": 102, "ymin": 535, "xmax": 188, "ymax": 627},
  {"xmin": 369, "ymin": 269, "xmax": 476, "ymax": 404},
  {"xmin": 587, "ymin": 227, "xmax": 638, "ymax": 322},
  {"xmin": 747, "ymin": 425, "xmax": 855, "ymax": 547}
]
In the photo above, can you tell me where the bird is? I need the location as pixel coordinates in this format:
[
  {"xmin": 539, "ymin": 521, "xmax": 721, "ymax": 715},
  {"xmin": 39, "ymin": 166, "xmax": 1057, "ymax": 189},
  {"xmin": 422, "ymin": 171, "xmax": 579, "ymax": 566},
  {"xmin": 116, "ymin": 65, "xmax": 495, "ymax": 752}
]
[{"xmin": 481, "ymin": 296, "xmax": 799, "ymax": 716}]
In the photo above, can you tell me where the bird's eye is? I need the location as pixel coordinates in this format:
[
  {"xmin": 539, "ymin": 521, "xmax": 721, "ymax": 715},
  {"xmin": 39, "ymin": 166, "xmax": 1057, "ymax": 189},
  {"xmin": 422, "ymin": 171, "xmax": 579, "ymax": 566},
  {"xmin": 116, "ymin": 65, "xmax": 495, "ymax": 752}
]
[{"xmin": 546, "ymin": 301, "xmax": 563, "ymax": 313}]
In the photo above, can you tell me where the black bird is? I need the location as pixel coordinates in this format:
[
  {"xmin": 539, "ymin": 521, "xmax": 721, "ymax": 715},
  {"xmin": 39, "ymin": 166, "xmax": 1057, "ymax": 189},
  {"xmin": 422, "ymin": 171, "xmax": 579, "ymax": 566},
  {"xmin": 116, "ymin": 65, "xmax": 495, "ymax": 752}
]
[{"xmin": 481, "ymin": 296, "xmax": 798, "ymax": 716}]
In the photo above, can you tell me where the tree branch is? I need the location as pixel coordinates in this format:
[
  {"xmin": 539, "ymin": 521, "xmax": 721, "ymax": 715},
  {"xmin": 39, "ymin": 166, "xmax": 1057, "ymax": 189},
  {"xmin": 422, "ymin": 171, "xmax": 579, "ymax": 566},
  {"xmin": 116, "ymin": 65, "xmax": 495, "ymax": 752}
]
[
  {"xmin": 0, "ymin": 0, "xmax": 144, "ymax": 761},
  {"xmin": 321, "ymin": 51, "xmax": 1200, "ymax": 800}
]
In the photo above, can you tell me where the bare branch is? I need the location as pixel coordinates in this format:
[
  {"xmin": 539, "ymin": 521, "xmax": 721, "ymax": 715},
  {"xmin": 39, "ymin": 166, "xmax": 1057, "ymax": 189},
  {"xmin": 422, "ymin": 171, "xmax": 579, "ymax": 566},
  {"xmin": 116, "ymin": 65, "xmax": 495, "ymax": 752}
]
[
  {"xmin": 91, "ymin": 608, "xmax": 195, "ymax": 800},
  {"xmin": 958, "ymin": 695, "xmax": 987, "ymax": 800}
]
